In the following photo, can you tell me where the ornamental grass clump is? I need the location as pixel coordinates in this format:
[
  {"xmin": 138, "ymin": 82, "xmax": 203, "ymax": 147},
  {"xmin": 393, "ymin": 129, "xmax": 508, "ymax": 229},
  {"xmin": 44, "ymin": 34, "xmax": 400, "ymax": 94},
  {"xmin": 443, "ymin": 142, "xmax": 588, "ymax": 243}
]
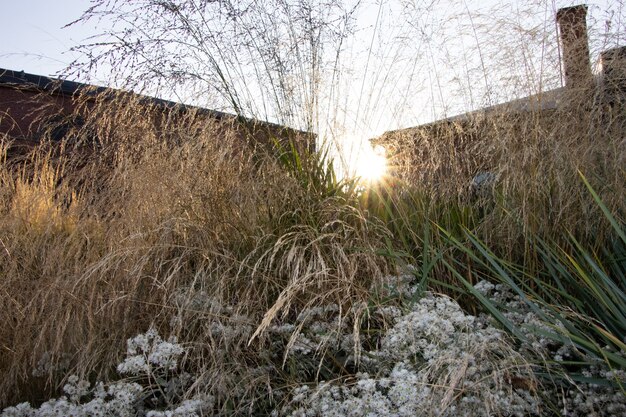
[
  {"xmin": 0, "ymin": 92, "xmax": 392, "ymax": 412},
  {"xmin": 433, "ymin": 179, "xmax": 626, "ymax": 415},
  {"xmin": 3, "ymin": 0, "xmax": 626, "ymax": 414},
  {"xmin": 471, "ymin": 282, "xmax": 626, "ymax": 417},
  {"xmin": 441, "ymin": 179, "xmax": 626, "ymax": 387},
  {"xmin": 373, "ymin": 95, "xmax": 626, "ymax": 262}
]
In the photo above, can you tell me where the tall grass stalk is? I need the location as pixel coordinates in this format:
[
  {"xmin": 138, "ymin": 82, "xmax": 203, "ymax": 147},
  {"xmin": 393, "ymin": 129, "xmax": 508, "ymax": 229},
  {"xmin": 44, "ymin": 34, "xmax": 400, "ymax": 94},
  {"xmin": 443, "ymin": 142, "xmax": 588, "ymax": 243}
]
[
  {"xmin": 0, "ymin": 94, "xmax": 392, "ymax": 410},
  {"xmin": 439, "ymin": 175, "xmax": 626, "ymax": 388},
  {"xmin": 2, "ymin": 0, "xmax": 626, "ymax": 414}
]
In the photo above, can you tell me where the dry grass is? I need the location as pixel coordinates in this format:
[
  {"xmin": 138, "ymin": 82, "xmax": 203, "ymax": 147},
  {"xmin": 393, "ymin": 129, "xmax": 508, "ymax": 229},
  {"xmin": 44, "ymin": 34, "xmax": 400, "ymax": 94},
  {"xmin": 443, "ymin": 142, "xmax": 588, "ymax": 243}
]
[
  {"xmin": 2, "ymin": 1, "xmax": 625, "ymax": 412},
  {"xmin": 376, "ymin": 85, "xmax": 626, "ymax": 252},
  {"xmin": 423, "ymin": 330, "xmax": 539, "ymax": 416},
  {"xmin": 0, "ymin": 93, "xmax": 391, "ymax": 410}
]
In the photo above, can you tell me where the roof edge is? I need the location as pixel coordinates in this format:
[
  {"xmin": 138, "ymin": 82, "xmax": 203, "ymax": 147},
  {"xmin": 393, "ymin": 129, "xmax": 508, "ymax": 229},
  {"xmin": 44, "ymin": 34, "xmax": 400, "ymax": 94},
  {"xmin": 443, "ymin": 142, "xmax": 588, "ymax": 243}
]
[{"xmin": 0, "ymin": 68, "xmax": 314, "ymax": 139}]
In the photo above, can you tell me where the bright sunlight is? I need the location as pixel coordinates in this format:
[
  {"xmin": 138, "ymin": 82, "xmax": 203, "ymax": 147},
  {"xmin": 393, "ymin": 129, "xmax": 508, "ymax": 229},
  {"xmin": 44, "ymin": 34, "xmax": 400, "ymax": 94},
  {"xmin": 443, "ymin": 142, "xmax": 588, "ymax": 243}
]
[{"xmin": 354, "ymin": 144, "xmax": 387, "ymax": 182}]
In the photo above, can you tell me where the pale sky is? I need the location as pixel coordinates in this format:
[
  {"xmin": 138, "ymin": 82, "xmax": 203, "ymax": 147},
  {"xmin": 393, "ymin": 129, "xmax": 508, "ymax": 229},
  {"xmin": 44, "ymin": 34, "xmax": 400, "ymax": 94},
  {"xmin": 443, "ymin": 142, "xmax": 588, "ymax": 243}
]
[
  {"xmin": 1, "ymin": 1, "xmax": 620, "ymax": 110},
  {"xmin": 1, "ymin": 0, "xmax": 623, "ymax": 176},
  {"xmin": 0, "ymin": 0, "xmax": 95, "ymax": 78}
]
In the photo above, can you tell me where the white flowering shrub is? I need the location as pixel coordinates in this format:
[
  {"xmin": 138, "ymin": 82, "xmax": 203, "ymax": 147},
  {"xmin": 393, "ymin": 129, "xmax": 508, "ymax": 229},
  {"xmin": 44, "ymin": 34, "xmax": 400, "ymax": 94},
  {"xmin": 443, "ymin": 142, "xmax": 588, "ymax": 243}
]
[
  {"xmin": 272, "ymin": 279, "xmax": 625, "ymax": 416},
  {"xmin": 117, "ymin": 327, "xmax": 185, "ymax": 375},
  {"xmin": 378, "ymin": 295, "xmax": 476, "ymax": 363},
  {"xmin": 4, "ymin": 278, "xmax": 625, "ymax": 416},
  {"xmin": 31, "ymin": 352, "xmax": 72, "ymax": 378},
  {"xmin": 1, "ymin": 328, "xmax": 213, "ymax": 417},
  {"xmin": 276, "ymin": 293, "xmax": 541, "ymax": 417},
  {"xmin": 1, "ymin": 378, "xmax": 143, "ymax": 417},
  {"xmin": 473, "ymin": 281, "xmax": 626, "ymax": 416}
]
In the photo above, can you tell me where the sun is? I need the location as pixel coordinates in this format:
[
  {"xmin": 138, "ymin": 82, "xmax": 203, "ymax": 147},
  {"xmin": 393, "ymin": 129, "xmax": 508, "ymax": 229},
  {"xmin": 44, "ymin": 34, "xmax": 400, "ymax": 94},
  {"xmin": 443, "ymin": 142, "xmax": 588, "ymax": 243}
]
[{"xmin": 355, "ymin": 144, "xmax": 387, "ymax": 183}]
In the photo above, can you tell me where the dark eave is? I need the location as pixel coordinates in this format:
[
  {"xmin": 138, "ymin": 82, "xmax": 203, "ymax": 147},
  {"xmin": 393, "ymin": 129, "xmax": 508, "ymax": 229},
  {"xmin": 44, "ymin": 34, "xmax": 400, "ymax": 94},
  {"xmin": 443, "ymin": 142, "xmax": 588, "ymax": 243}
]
[{"xmin": 0, "ymin": 67, "xmax": 233, "ymax": 120}]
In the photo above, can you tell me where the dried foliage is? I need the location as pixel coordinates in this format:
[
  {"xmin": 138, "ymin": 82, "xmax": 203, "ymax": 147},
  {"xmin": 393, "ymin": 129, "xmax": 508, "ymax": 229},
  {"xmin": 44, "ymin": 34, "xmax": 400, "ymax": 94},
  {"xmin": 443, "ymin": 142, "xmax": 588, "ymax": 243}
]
[{"xmin": 0, "ymin": 92, "xmax": 390, "ymax": 410}]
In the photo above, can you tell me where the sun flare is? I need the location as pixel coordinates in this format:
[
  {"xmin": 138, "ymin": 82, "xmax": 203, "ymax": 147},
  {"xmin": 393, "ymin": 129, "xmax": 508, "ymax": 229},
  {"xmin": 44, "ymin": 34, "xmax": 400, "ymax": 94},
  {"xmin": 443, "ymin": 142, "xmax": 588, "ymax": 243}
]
[{"xmin": 355, "ymin": 144, "xmax": 387, "ymax": 183}]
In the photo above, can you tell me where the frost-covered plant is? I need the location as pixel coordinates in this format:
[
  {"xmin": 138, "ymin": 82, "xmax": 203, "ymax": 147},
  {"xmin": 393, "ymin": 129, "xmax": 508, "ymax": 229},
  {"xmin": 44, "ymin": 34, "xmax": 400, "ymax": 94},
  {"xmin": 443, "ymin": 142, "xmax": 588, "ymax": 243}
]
[
  {"xmin": 559, "ymin": 383, "xmax": 626, "ymax": 416},
  {"xmin": 264, "ymin": 271, "xmax": 425, "ymax": 374},
  {"xmin": 1, "ymin": 328, "xmax": 213, "ymax": 417},
  {"xmin": 168, "ymin": 288, "xmax": 296, "ymax": 413},
  {"xmin": 474, "ymin": 281, "xmax": 626, "ymax": 374},
  {"xmin": 473, "ymin": 281, "xmax": 567, "ymax": 356}
]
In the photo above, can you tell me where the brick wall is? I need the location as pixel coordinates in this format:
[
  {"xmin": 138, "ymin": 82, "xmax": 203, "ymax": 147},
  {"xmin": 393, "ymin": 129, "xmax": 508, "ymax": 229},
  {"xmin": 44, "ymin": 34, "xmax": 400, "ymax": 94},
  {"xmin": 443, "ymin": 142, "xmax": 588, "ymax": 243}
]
[{"xmin": 0, "ymin": 84, "xmax": 315, "ymax": 158}]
